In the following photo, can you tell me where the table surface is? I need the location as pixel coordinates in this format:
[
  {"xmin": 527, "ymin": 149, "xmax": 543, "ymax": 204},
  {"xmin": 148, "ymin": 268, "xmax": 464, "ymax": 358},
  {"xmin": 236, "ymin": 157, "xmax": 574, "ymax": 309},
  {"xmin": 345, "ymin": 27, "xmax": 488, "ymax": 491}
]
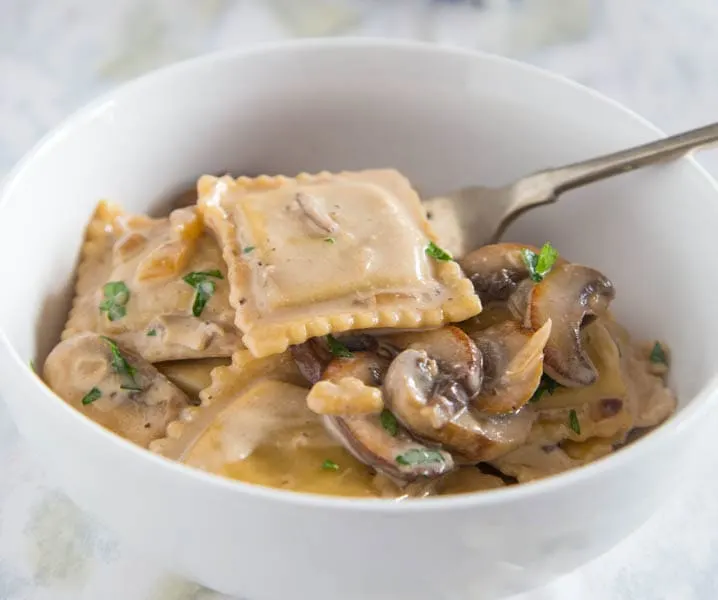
[{"xmin": 2, "ymin": 1, "xmax": 718, "ymax": 598}]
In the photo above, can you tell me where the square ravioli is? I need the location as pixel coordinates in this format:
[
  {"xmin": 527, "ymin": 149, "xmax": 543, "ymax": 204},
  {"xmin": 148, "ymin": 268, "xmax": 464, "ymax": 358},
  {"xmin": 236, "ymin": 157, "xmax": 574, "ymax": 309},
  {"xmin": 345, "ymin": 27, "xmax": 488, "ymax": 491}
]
[
  {"xmin": 63, "ymin": 202, "xmax": 242, "ymax": 361},
  {"xmin": 198, "ymin": 169, "xmax": 481, "ymax": 357}
]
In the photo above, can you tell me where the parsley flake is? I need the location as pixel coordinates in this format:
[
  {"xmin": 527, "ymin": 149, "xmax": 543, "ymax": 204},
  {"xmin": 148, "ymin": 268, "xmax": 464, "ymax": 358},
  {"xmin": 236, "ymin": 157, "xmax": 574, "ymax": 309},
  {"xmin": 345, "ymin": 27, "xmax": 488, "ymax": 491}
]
[
  {"xmin": 321, "ymin": 459, "xmax": 339, "ymax": 471},
  {"xmin": 99, "ymin": 281, "xmax": 130, "ymax": 321},
  {"xmin": 530, "ymin": 374, "xmax": 560, "ymax": 403},
  {"xmin": 425, "ymin": 241, "xmax": 452, "ymax": 261},
  {"xmin": 100, "ymin": 336, "xmax": 142, "ymax": 391},
  {"xmin": 146, "ymin": 329, "xmax": 157, "ymax": 337},
  {"xmin": 396, "ymin": 448, "xmax": 445, "ymax": 466},
  {"xmin": 568, "ymin": 409, "xmax": 581, "ymax": 435},
  {"xmin": 29, "ymin": 359, "xmax": 36, "ymax": 372},
  {"xmin": 324, "ymin": 237, "xmax": 335, "ymax": 244},
  {"xmin": 649, "ymin": 342, "xmax": 667, "ymax": 365},
  {"xmin": 380, "ymin": 410, "xmax": 399, "ymax": 437},
  {"xmin": 326, "ymin": 334, "xmax": 353, "ymax": 358},
  {"xmin": 82, "ymin": 387, "xmax": 102, "ymax": 406},
  {"xmin": 242, "ymin": 246, "xmax": 255, "ymax": 254},
  {"xmin": 183, "ymin": 271, "xmax": 224, "ymax": 317},
  {"xmin": 521, "ymin": 242, "xmax": 559, "ymax": 282}
]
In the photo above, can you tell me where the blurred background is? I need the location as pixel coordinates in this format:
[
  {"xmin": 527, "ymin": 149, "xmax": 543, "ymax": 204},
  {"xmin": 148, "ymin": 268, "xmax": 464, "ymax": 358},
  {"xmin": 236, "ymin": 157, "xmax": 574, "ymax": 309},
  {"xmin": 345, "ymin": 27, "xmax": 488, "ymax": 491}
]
[
  {"xmin": 3, "ymin": 0, "xmax": 718, "ymax": 174},
  {"xmin": 2, "ymin": 2, "xmax": 718, "ymax": 599}
]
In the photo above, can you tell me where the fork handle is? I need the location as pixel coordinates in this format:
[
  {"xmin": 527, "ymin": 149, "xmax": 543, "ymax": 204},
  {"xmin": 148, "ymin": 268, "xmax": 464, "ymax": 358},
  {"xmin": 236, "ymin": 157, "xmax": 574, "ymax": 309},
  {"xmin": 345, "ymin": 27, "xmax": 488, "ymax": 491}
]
[{"xmin": 540, "ymin": 122, "xmax": 718, "ymax": 194}]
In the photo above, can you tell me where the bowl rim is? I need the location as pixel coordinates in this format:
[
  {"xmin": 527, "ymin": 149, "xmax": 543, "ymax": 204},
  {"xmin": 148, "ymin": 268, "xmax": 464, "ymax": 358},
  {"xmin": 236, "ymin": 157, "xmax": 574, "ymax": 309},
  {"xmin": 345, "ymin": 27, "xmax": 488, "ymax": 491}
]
[{"xmin": 2, "ymin": 36, "xmax": 718, "ymax": 513}]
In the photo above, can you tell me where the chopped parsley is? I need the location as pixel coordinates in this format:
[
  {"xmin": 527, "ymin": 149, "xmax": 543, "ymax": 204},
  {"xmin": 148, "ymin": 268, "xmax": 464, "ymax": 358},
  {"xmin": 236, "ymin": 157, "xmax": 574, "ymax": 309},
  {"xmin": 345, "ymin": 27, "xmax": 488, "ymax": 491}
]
[
  {"xmin": 182, "ymin": 270, "xmax": 224, "ymax": 317},
  {"xmin": 242, "ymin": 246, "xmax": 255, "ymax": 254},
  {"xmin": 321, "ymin": 459, "xmax": 340, "ymax": 471},
  {"xmin": 568, "ymin": 409, "xmax": 581, "ymax": 435},
  {"xmin": 324, "ymin": 237, "xmax": 335, "ymax": 244},
  {"xmin": 326, "ymin": 334, "xmax": 353, "ymax": 358},
  {"xmin": 521, "ymin": 242, "xmax": 559, "ymax": 282},
  {"xmin": 380, "ymin": 410, "xmax": 399, "ymax": 437},
  {"xmin": 82, "ymin": 387, "xmax": 102, "ymax": 406},
  {"xmin": 100, "ymin": 336, "xmax": 142, "ymax": 391},
  {"xmin": 530, "ymin": 374, "xmax": 560, "ymax": 403},
  {"xmin": 425, "ymin": 241, "xmax": 452, "ymax": 262},
  {"xmin": 396, "ymin": 448, "xmax": 445, "ymax": 466},
  {"xmin": 99, "ymin": 281, "xmax": 130, "ymax": 321},
  {"xmin": 146, "ymin": 329, "xmax": 157, "ymax": 337},
  {"xmin": 29, "ymin": 359, "xmax": 36, "ymax": 372},
  {"xmin": 649, "ymin": 342, "xmax": 667, "ymax": 365}
]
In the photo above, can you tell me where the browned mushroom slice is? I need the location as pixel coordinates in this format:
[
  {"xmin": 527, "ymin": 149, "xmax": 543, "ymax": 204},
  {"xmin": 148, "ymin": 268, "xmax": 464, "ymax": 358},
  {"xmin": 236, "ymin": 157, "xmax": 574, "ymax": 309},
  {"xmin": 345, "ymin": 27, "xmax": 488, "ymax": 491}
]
[
  {"xmin": 324, "ymin": 416, "xmax": 454, "ymax": 482},
  {"xmin": 43, "ymin": 332, "xmax": 190, "ymax": 447},
  {"xmin": 516, "ymin": 263, "xmax": 615, "ymax": 387},
  {"xmin": 460, "ymin": 243, "xmax": 568, "ymax": 303},
  {"xmin": 290, "ymin": 338, "xmax": 332, "ymax": 385},
  {"xmin": 470, "ymin": 320, "xmax": 551, "ymax": 414},
  {"xmin": 383, "ymin": 349, "xmax": 535, "ymax": 462},
  {"xmin": 386, "ymin": 326, "xmax": 482, "ymax": 396},
  {"xmin": 290, "ymin": 334, "xmax": 398, "ymax": 385},
  {"xmin": 317, "ymin": 351, "xmax": 453, "ymax": 481}
]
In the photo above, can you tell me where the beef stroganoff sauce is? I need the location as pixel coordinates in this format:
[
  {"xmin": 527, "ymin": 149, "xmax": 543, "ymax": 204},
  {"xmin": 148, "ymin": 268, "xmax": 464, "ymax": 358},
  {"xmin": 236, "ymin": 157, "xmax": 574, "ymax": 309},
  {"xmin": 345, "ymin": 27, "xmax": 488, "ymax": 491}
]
[{"xmin": 42, "ymin": 169, "xmax": 676, "ymax": 498}]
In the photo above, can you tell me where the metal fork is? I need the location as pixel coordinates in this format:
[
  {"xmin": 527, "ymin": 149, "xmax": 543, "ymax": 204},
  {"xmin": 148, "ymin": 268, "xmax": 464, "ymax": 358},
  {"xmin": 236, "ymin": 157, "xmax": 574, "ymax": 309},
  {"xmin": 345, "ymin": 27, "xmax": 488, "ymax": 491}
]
[{"xmin": 425, "ymin": 122, "xmax": 718, "ymax": 255}]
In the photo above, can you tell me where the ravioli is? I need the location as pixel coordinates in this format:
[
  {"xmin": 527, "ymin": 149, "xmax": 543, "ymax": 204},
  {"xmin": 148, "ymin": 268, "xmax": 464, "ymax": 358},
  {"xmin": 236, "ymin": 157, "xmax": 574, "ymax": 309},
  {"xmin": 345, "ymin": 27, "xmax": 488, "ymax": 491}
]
[
  {"xmin": 63, "ymin": 202, "xmax": 242, "ymax": 361},
  {"xmin": 197, "ymin": 169, "xmax": 481, "ymax": 357}
]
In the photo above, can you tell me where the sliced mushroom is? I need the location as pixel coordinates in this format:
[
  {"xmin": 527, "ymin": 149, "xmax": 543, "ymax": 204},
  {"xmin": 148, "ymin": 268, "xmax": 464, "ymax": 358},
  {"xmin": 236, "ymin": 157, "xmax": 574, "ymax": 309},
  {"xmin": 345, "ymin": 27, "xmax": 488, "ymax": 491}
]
[
  {"xmin": 290, "ymin": 334, "xmax": 398, "ymax": 385},
  {"xmin": 290, "ymin": 338, "xmax": 332, "ymax": 385},
  {"xmin": 317, "ymin": 351, "xmax": 453, "ymax": 481},
  {"xmin": 470, "ymin": 320, "xmax": 552, "ymax": 413},
  {"xmin": 322, "ymin": 351, "xmax": 390, "ymax": 386},
  {"xmin": 460, "ymin": 243, "xmax": 567, "ymax": 303},
  {"xmin": 383, "ymin": 349, "xmax": 535, "ymax": 462},
  {"xmin": 43, "ymin": 333, "xmax": 190, "ymax": 447},
  {"xmin": 511, "ymin": 263, "xmax": 615, "ymax": 387},
  {"xmin": 387, "ymin": 326, "xmax": 482, "ymax": 397},
  {"xmin": 324, "ymin": 416, "xmax": 454, "ymax": 482}
]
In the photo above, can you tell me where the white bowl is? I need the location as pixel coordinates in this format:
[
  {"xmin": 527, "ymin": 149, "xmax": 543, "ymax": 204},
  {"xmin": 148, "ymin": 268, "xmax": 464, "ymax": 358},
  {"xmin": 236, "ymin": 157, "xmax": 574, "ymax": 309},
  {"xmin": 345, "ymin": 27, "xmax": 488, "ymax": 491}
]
[{"xmin": 1, "ymin": 39, "xmax": 717, "ymax": 600}]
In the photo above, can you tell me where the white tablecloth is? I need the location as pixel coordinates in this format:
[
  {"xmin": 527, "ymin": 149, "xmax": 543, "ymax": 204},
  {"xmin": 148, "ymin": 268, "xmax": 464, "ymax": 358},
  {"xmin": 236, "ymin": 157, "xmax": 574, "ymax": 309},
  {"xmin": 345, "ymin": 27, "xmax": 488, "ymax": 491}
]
[{"xmin": 2, "ymin": 1, "xmax": 718, "ymax": 598}]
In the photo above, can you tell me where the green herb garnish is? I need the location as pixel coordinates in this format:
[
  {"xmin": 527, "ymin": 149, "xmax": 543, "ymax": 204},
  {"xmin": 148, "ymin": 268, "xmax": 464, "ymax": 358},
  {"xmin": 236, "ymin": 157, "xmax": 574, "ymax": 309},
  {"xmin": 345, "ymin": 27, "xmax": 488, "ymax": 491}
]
[
  {"xmin": 521, "ymin": 242, "xmax": 559, "ymax": 283},
  {"xmin": 321, "ymin": 459, "xmax": 339, "ymax": 471},
  {"xmin": 326, "ymin": 334, "xmax": 353, "ymax": 358},
  {"xmin": 530, "ymin": 373, "xmax": 560, "ymax": 403},
  {"xmin": 380, "ymin": 410, "xmax": 399, "ymax": 437},
  {"xmin": 146, "ymin": 329, "xmax": 157, "ymax": 337},
  {"xmin": 82, "ymin": 387, "xmax": 102, "ymax": 406},
  {"xmin": 649, "ymin": 342, "xmax": 667, "ymax": 365},
  {"xmin": 324, "ymin": 237, "xmax": 335, "ymax": 244},
  {"xmin": 29, "ymin": 359, "xmax": 36, "ymax": 372},
  {"xmin": 100, "ymin": 336, "xmax": 142, "ymax": 391},
  {"xmin": 425, "ymin": 241, "xmax": 452, "ymax": 262},
  {"xmin": 568, "ymin": 409, "xmax": 581, "ymax": 435},
  {"xmin": 99, "ymin": 281, "xmax": 130, "ymax": 321},
  {"xmin": 242, "ymin": 246, "xmax": 255, "ymax": 254},
  {"xmin": 396, "ymin": 448, "xmax": 445, "ymax": 466},
  {"xmin": 183, "ymin": 271, "xmax": 224, "ymax": 317}
]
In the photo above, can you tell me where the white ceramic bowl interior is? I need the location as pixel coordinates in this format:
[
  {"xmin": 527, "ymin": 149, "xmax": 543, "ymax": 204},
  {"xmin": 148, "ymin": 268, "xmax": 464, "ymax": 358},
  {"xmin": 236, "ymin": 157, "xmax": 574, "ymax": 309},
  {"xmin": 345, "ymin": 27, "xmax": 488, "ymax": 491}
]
[{"xmin": 1, "ymin": 40, "xmax": 718, "ymax": 600}]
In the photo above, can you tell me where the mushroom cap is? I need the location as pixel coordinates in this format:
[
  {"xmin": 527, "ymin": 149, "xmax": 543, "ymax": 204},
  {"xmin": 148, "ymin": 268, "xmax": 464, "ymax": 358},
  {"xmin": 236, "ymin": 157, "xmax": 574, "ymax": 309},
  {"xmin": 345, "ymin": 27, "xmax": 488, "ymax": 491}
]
[
  {"xmin": 470, "ymin": 319, "xmax": 552, "ymax": 414},
  {"xmin": 387, "ymin": 325, "xmax": 482, "ymax": 396},
  {"xmin": 519, "ymin": 263, "xmax": 615, "ymax": 387},
  {"xmin": 324, "ymin": 416, "xmax": 454, "ymax": 482},
  {"xmin": 318, "ymin": 351, "xmax": 454, "ymax": 482},
  {"xmin": 383, "ymin": 349, "xmax": 536, "ymax": 462},
  {"xmin": 460, "ymin": 243, "xmax": 568, "ymax": 303}
]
